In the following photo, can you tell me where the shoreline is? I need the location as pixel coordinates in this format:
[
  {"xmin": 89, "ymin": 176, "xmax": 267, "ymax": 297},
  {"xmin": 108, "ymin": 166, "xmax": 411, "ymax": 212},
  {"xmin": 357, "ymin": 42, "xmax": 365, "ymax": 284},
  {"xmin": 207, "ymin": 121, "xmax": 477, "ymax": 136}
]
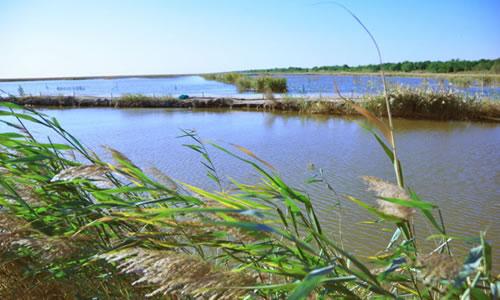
[
  {"xmin": 1, "ymin": 71, "xmax": 499, "ymax": 83},
  {"xmin": 248, "ymin": 71, "xmax": 500, "ymax": 79},
  {"xmin": 0, "ymin": 73, "xmax": 197, "ymax": 82},
  {"xmin": 2, "ymin": 95, "xmax": 499, "ymax": 122}
]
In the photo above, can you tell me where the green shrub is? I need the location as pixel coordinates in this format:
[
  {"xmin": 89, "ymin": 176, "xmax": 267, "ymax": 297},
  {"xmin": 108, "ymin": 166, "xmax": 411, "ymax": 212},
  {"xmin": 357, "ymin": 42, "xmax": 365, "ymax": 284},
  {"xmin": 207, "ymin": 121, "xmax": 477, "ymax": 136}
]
[
  {"xmin": 235, "ymin": 76, "xmax": 254, "ymax": 92},
  {"xmin": 255, "ymin": 76, "xmax": 287, "ymax": 93},
  {"xmin": 204, "ymin": 73, "xmax": 288, "ymax": 93},
  {"xmin": 202, "ymin": 72, "xmax": 243, "ymax": 84}
]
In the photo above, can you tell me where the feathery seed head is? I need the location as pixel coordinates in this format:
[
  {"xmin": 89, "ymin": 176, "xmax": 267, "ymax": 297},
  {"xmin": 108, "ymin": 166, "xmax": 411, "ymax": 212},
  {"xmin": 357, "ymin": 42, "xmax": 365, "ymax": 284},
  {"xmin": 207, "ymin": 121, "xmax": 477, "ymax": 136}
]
[
  {"xmin": 416, "ymin": 253, "xmax": 460, "ymax": 286},
  {"xmin": 98, "ymin": 248, "xmax": 255, "ymax": 299},
  {"xmin": 363, "ymin": 176, "xmax": 415, "ymax": 220},
  {"xmin": 51, "ymin": 165, "xmax": 112, "ymax": 188}
]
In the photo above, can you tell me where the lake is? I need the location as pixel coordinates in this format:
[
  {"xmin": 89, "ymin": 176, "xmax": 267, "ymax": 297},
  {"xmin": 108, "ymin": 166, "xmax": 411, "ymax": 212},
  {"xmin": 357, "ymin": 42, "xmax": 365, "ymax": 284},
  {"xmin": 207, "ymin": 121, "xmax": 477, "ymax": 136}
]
[
  {"xmin": 1, "ymin": 74, "xmax": 499, "ymax": 98},
  {"xmin": 17, "ymin": 107, "xmax": 500, "ymax": 271}
]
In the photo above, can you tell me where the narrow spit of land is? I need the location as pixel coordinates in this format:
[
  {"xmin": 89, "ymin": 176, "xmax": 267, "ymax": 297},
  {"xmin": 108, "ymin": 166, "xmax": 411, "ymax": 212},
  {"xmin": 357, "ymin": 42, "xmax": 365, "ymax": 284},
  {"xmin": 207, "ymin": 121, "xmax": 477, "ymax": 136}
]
[
  {"xmin": 4, "ymin": 95, "xmax": 290, "ymax": 108},
  {"xmin": 3, "ymin": 94, "xmax": 499, "ymax": 122}
]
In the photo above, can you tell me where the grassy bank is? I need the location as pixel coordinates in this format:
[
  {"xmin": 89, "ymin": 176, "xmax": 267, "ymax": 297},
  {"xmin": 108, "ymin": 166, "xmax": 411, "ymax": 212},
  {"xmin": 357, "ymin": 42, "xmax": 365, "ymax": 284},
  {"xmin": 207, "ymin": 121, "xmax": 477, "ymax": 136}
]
[
  {"xmin": 3, "ymin": 94, "xmax": 237, "ymax": 108},
  {"xmin": 362, "ymin": 87, "xmax": 500, "ymax": 121},
  {"xmin": 4, "ymin": 89, "xmax": 499, "ymax": 121},
  {"xmin": 203, "ymin": 72, "xmax": 288, "ymax": 93},
  {"xmin": 244, "ymin": 71, "xmax": 500, "ymax": 87},
  {"xmin": 0, "ymin": 101, "xmax": 497, "ymax": 299}
]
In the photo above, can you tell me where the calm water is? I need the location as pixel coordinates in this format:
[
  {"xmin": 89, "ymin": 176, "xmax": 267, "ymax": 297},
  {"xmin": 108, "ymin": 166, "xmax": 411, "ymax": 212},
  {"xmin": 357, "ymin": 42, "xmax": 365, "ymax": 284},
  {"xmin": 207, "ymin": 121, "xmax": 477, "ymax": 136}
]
[
  {"xmin": 17, "ymin": 107, "xmax": 500, "ymax": 270},
  {"xmin": 1, "ymin": 75, "xmax": 499, "ymax": 98}
]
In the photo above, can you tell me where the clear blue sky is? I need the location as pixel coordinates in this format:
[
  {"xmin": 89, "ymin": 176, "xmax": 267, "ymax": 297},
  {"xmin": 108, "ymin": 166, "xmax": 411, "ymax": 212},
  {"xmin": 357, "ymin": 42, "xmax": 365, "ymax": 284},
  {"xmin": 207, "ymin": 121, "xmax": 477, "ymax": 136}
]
[{"xmin": 0, "ymin": 0, "xmax": 499, "ymax": 78}]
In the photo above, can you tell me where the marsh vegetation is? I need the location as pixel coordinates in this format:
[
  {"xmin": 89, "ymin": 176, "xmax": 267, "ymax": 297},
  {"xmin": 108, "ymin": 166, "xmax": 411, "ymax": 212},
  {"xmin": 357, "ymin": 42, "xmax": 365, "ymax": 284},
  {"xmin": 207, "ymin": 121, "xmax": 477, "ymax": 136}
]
[
  {"xmin": 5, "ymin": 87, "xmax": 500, "ymax": 122},
  {"xmin": 203, "ymin": 73, "xmax": 288, "ymax": 93},
  {"xmin": 0, "ymin": 101, "xmax": 497, "ymax": 299},
  {"xmin": 1, "ymin": 2, "xmax": 498, "ymax": 298}
]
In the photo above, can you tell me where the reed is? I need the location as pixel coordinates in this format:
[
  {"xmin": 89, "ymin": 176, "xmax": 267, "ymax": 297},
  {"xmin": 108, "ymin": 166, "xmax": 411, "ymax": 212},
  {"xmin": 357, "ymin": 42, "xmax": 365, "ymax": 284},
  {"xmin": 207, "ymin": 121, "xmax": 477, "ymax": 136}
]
[
  {"xmin": 449, "ymin": 76, "xmax": 475, "ymax": 88},
  {"xmin": 0, "ymin": 101, "xmax": 497, "ymax": 299},
  {"xmin": 4, "ymin": 91, "xmax": 499, "ymax": 121},
  {"xmin": 273, "ymin": 90, "xmax": 500, "ymax": 121},
  {"xmin": 362, "ymin": 87, "xmax": 498, "ymax": 121},
  {"xmin": 1, "ymin": 4, "xmax": 498, "ymax": 299},
  {"xmin": 113, "ymin": 94, "xmax": 178, "ymax": 107},
  {"xmin": 254, "ymin": 76, "xmax": 287, "ymax": 93},
  {"xmin": 203, "ymin": 72, "xmax": 288, "ymax": 93}
]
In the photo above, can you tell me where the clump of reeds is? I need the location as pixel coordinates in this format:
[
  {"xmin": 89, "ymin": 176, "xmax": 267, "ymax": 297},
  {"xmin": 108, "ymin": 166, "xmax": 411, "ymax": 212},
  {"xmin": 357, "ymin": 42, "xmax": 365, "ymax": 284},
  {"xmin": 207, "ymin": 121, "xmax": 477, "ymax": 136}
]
[
  {"xmin": 0, "ymin": 212, "xmax": 144, "ymax": 299},
  {"xmin": 362, "ymin": 86, "xmax": 499, "ymax": 120},
  {"xmin": 235, "ymin": 76, "xmax": 254, "ymax": 92},
  {"xmin": 113, "ymin": 94, "xmax": 177, "ymax": 107},
  {"xmin": 478, "ymin": 99, "xmax": 500, "ymax": 119},
  {"xmin": 271, "ymin": 90, "xmax": 499, "ymax": 121},
  {"xmin": 255, "ymin": 76, "xmax": 287, "ymax": 93},
  {"xmin": 448, "ymin": 75, "xmax": 500, "ymax": 88},
  {"xmin": 202, "ymin": 72, "xmax": 242, "ymax": 84},
  {"xmin": 203, "ymin": 72, "xmax": 288, "ymax": 93},
  {"xmin": 448, "ymin": 76, "xmax": 475, "ymax": 88}
]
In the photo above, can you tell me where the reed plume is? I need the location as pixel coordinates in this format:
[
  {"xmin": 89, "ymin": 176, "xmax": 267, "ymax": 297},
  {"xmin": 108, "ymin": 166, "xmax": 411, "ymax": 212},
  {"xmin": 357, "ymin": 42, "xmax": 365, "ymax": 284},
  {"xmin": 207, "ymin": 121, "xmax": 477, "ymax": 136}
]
[
  {"xmin": 51, "ymin": 164, "xmax": 112, "ymax": 188},
  {"xmin": 363, "ymin": 176, "xmax": 415, "ymax": 220},
  {"xmin": 99, "ymin": 248, "xmax": 256, "ymax": 299},
  {"xmin": 417, "ymin": 253, "xmax": 461, "ymax": 286}
]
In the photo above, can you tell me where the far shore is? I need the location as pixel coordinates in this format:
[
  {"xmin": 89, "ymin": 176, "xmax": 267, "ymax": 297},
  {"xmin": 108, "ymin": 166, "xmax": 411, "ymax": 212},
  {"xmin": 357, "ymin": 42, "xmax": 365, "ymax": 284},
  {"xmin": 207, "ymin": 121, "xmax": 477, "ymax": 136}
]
[
  {"xmin": 1, "ymin": 71, "xmax": 499, "ymax": 83},
  {"xmin": 246, "ymin": 71, "xmax": 500, "ymax": 79},
  {"xmin": 0, "ymin": 73, "xmax": 197, "ymax": 82}
]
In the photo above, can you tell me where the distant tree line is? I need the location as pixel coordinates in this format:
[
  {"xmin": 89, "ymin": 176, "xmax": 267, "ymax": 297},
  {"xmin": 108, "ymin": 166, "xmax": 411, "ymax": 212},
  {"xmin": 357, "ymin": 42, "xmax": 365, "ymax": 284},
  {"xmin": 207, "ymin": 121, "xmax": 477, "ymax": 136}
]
[{"xmin": 248, "ymin": 58, "xmax": 500, "ymax": 74}]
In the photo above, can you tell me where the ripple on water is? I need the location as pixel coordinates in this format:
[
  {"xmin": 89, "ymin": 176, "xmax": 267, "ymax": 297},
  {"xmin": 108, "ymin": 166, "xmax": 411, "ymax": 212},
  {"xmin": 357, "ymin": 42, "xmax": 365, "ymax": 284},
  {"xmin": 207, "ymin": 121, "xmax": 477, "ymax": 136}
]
[{"xmin": 6, "ymin": 107, "xmax": 499, "ymax": 271}]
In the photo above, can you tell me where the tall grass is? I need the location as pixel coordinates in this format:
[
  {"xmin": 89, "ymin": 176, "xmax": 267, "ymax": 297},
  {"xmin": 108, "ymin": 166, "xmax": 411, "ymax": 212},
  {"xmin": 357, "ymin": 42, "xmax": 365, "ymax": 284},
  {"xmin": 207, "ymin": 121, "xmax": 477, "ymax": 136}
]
[
  {"xmin": 272, "ymin": 88, "xmax": 500, "ymax": 121},
  {"xmin": 203, "ymin": 72, "xmax": 288, "ymax": 93},
  {"xmin": 113, "ymin": 94, "xmax": 178, "ymax": 107},
  {"xmin": 4, "ymin": 89, "xmax": 499, "ymax": 121},
  {"xmin": 449, "ymin": 75, "xmax": 500, "ymax": 87},
  {"xmin": 362, "ymin": 87, "xmax": 496, "ymax": 120},
  {"xmin": 1, "ymin": 4, "xmax": 498, "ymax": 299},
  {"xmin": 255, "ymin": 76, "xmax": 287, "ymax": 93},
  {"xmin": 0, "ymin": 101, "xmax": 498, "ymax": 299}
]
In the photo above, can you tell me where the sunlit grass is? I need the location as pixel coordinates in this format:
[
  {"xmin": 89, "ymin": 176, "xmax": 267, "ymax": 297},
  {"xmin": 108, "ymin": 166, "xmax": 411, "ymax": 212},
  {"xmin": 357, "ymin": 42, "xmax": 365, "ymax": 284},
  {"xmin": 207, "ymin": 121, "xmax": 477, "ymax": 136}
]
[
  {"xmin": 203, "ymin": 72, "xmax": 288, "ymax": 93},
  {"xmin": 0, "ymin": 101, "xmax": 497, "ymax": 299}
]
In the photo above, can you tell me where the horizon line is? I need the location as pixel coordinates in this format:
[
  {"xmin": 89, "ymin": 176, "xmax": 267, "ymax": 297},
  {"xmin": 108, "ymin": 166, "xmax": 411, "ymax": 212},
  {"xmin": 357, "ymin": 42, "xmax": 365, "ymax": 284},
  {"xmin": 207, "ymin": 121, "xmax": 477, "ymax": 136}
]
[{"xmin": 1, "ymin": 57, "xmax": 498, "ymax": 82}]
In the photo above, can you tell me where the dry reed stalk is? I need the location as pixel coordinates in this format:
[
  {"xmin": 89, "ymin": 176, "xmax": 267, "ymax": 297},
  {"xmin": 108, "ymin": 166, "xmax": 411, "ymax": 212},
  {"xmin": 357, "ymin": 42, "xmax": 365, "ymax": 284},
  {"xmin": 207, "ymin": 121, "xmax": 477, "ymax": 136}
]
[
  {"xmin": 416, "ymin": 253, "xmax": 460, "ymax": 286},
  {"xmin": 149, "ymin": 167, "xmax": 179, "ymax": 191},
  {"xmin": 0, "ymin": 213, "xmax": 93, "ymax": 261},
  {"xmin": 51, "ymin": 164, "xmax": 112, "ymax": 188},
  {"xmin": 326, "ymin": 1, "xmax": 404, "ymax": 187},
  {"xmin": 0, "ymin": 260, "xmax": 75, "ymax": 300},
  {"xmin": 99, "ymin": 248, "xmax": 256, "ymax": 299}
]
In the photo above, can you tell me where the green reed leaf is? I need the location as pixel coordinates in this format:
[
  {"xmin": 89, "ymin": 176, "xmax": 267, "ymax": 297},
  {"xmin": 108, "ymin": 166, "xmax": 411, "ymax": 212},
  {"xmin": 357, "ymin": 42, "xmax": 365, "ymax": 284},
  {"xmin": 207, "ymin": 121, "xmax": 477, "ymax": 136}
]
[{"xmin": 289, "ymin": 265, "xmax": 335, "ymax": 300}]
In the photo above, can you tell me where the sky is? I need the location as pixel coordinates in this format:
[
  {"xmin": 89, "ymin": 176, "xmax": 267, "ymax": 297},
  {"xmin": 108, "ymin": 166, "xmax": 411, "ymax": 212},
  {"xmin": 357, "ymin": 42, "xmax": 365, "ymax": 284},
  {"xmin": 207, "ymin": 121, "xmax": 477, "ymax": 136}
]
[{"xmin": 0, "ymin": 0, "xmax": 499, "ymax": 79}]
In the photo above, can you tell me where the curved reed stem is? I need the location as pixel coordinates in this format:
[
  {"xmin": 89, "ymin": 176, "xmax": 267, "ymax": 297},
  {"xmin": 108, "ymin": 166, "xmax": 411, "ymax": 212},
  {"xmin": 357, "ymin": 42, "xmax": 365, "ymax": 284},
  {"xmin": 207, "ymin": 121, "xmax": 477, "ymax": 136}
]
[{"xmin": 313, "ymin": 1, "xmax": 403, "ymax": 187}]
